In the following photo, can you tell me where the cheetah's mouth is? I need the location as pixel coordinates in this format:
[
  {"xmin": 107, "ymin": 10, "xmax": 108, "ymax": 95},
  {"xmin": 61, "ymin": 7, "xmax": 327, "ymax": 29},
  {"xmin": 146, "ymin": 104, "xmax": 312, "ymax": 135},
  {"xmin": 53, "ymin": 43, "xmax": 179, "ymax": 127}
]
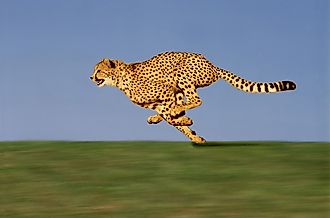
[{"xmin": 95, "ymin": 79, "xmax": 105, "ymax": 86}]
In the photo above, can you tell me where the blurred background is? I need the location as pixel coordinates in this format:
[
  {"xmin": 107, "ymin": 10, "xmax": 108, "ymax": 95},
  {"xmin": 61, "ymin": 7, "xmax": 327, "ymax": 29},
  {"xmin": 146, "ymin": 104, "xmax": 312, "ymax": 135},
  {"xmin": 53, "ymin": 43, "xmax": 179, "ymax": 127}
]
[{"xmin": 0, "ymin": 0, "xmax": 329, "ymax": 142}]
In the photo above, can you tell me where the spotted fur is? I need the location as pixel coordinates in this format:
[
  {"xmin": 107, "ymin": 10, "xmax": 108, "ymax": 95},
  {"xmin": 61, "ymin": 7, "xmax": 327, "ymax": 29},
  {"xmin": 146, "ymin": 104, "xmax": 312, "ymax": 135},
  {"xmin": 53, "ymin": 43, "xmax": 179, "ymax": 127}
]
[{"xmin": 90, "ymin": 52, "xmax": 296, "ymax": 143}]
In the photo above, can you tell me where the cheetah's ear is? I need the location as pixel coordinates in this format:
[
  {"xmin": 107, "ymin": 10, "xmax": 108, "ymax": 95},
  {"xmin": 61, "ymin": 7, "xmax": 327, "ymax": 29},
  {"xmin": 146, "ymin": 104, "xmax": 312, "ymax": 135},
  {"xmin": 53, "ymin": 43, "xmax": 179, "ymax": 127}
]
[
  {"xmin": 109, "ymin": 60, "xmax": 116, "ymax": 68},
  {"xmin": 103, "ymin": 59, "xmax": 116, "ymax": 68},
  {"xmin": 101, "ymin": 58, "xmax": 116, "ymax": 68}
]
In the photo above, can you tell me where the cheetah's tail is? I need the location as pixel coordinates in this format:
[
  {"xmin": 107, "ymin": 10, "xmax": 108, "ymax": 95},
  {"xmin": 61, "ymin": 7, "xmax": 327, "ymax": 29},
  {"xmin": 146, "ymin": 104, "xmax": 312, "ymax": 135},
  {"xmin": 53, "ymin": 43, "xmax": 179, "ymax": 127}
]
[{"xmin": 217, "ymin": 68, "xmax": 296, "ymax": 93}]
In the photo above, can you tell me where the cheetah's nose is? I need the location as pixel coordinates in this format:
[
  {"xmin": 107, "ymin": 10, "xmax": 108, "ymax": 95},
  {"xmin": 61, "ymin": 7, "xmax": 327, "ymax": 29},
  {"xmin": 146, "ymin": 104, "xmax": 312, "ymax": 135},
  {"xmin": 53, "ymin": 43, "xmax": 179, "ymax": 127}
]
[{"xmin": 90, "ymin": 76, "xmax": 93, "ymax": 80}]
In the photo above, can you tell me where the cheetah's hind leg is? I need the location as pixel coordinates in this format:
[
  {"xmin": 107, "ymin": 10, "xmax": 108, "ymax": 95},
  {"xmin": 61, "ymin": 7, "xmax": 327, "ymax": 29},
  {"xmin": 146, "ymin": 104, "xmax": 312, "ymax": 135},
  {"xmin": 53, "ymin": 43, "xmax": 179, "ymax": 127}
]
[{"xmin": 171, "ymin": 84, "xmax": 202, "ymax": 117}]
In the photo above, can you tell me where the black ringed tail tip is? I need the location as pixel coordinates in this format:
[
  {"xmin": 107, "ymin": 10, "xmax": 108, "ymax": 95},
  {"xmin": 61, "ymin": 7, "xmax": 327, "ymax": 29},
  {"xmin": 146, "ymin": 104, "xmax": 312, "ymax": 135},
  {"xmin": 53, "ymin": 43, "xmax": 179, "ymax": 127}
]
[{"xmin": 282, "ymin": 81, "xmax": 296, "ymax": 91}]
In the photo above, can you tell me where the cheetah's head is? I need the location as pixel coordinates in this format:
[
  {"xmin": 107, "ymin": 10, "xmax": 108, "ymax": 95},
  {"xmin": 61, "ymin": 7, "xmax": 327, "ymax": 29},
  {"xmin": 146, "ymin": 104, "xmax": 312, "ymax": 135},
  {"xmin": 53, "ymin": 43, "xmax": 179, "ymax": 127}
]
[{"xmin": 90, "ymin": 58, "xmax": 121, "ymax": 87}]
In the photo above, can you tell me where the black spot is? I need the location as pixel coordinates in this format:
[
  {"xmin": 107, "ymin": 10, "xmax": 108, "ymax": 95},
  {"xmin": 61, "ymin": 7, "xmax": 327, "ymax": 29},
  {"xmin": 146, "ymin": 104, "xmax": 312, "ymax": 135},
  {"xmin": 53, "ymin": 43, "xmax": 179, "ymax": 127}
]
[
  {"xmin": 257, "ymin": 83, "xmax": 261, "ymax": 92},
  {"xmin": 269, "ymin": 83, "xmax": 274, "ymax": 89},
  {"xmin": 264, "ymin": 83, "xmax": 269, "ymax": 92},
  {"xmin": 235, "ymin": 78, "xmax": 240, "ymax": 82},
  {"xmin": 274, "ymin": 83, "xmax": 279, "ymax": 91},
  {"xmin": 250, "ymin": 84, "xmax": 254, "ymax": 92},
  {"xmin": 151, "ymin": 104, "xmax": 158, "ymax": 110},
  {"xmin": 191, "ymin": 131, "xmax": 196, "ymax": 135}
]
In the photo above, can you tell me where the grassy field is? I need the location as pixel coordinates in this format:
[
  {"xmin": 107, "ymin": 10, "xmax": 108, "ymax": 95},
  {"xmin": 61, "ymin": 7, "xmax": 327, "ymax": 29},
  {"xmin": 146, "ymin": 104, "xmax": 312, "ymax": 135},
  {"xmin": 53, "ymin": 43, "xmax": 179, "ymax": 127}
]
[{"xmin": 0, "ymin": 141, "xmax": 329, "ymax": 218}]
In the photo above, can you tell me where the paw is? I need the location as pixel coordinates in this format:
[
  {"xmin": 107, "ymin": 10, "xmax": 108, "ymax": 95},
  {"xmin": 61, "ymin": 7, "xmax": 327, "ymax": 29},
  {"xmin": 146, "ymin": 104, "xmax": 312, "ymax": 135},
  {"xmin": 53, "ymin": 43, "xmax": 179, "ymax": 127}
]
[
  {"xmin": 191, "ymin": 136, "xmax": 206, "ymax": 144},
  {"xmin": 147, "ymin": 115, "xmax": 163, "ymax": 124}
]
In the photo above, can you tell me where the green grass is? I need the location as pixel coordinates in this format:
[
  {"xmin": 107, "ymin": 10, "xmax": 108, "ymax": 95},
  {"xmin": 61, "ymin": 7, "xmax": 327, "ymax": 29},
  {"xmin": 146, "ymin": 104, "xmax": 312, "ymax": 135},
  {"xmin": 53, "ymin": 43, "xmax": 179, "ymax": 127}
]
[{"xmin": 0, "ymin": 141, "xmax": 329, "ymax": 218}]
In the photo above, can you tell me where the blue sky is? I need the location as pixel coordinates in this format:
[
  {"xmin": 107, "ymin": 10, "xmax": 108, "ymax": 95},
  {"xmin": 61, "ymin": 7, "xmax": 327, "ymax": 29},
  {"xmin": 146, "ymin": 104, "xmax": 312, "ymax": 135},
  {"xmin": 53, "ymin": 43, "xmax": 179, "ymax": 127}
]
[{"xmin": 0, "ymin": 0, "xmax": 329, "ymax": 141}]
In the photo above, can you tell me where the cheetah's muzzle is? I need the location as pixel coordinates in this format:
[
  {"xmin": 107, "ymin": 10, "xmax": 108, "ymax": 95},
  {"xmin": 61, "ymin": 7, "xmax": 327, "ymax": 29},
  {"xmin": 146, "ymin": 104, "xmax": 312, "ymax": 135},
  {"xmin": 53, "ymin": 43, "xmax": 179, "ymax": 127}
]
[{"xmin": 95, "ymin": 78, "xmax": 105, "ymax": 86}]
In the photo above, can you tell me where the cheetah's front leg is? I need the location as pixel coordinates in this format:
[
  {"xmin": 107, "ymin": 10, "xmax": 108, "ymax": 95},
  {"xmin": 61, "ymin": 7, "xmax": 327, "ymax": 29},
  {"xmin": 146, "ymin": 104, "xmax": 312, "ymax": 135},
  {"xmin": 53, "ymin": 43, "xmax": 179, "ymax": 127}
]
[
  {"xmin": 175, "ymin": 126, "xmax": 206, "ymax": 144},
  {"xmin": 147, "ymin": 114, "xmax": 163, "ymax": 124}
]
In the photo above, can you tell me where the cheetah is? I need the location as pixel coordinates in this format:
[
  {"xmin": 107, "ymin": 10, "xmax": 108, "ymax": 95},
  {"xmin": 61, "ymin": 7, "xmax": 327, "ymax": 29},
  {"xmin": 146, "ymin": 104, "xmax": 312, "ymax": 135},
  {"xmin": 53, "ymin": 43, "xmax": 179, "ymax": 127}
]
[{"xmin": 90, "ymin": 52, "xmax": 296, "ymax": 143}]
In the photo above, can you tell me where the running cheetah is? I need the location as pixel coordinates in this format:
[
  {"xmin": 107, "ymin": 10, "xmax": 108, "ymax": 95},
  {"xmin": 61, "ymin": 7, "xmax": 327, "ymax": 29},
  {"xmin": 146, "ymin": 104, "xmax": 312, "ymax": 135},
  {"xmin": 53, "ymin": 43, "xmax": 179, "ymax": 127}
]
[{"xmin": 90, "ymin": 52, "xmax": 296, "ymax": 143}]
